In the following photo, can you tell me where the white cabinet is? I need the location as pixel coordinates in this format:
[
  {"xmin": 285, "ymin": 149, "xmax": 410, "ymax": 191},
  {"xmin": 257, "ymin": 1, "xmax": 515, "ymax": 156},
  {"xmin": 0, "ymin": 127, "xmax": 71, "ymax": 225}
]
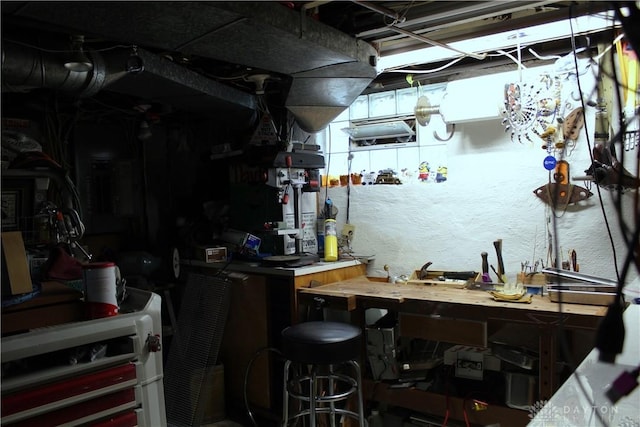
[{"xmin": 1, "ymin": 289, "xmax": 166, "ymax": 426}]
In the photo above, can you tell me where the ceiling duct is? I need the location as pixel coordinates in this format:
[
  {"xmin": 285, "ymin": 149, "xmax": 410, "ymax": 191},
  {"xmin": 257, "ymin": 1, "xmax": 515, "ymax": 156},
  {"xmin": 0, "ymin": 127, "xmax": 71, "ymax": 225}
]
[
  {"xmin": 1, "ymin": 40, "xmax": 257, "ymax": 119},
  {"xmin": 105, "ymin": 48, "xmax": 257, "ymax": 119},
  {"xmin": 1, "ymin": 39, "xmax": 111, "ymax": 98},
  {"xmin": 2, "ymin": 1, "xmax": 378, "ymax": 132}
]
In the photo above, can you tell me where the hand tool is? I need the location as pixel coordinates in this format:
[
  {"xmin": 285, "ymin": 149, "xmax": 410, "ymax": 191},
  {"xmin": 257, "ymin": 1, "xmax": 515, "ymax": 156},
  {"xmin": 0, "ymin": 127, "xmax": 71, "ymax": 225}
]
[
  {"xmin": 442, "ymin": 271, "xmax": 477, "ymax": 280},
  {"xmin": 570, "ymin": 249, "xmax": 578, "ymax": 272},
  {"xmin": 493, "ymin": 239, "xmax": 507, "ymax": 283},
  {"xmin": 418, "ymin": 261, "xmax": 433, "ymax": 280},
  {"xmin": 481, "ymin": 252, "xmax": 491, "ymax": 282},
  {"xmin": 490, "ymin": 264, "xmax": 505, "ymax": 283}
]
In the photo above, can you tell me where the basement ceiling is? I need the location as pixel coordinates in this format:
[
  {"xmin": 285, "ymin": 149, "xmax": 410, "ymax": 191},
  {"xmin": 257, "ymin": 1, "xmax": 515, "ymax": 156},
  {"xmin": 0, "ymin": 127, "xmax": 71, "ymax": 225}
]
[{"xmin": 0, "ymin": 1, "xmax": 626, "ymax": 130}]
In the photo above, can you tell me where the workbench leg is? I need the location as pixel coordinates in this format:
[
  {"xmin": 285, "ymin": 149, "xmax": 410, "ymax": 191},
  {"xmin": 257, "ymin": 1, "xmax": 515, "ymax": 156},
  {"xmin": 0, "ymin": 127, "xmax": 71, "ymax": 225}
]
[{"xmin": 539, "ymin": 329, "xmax": 557, "ymax": 400}]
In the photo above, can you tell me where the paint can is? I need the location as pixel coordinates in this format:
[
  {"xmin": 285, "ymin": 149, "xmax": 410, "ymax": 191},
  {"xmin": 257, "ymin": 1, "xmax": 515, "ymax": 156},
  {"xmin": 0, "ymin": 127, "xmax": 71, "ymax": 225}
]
[{"xmin": 83, "ymin": 261, "xmax": 119, "ymax": 319}]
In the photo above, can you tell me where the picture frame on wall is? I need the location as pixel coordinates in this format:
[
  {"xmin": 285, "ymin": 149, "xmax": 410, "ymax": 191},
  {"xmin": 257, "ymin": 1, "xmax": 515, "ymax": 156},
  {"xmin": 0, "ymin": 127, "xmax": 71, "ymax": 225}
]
[{"xmin": 1, "ymin": 179, "xmax": 34, "ymax": 231}]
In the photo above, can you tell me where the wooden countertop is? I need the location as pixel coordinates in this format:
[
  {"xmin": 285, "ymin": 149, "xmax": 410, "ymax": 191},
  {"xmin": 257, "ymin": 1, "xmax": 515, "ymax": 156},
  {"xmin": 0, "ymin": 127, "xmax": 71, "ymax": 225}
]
[{"xmin": 298, "ymin": 276, "xmax": 608, "ymax": 321}]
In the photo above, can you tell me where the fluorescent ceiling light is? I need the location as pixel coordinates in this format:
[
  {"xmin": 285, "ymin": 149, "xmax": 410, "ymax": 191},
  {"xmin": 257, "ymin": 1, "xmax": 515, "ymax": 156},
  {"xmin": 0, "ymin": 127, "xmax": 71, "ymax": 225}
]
[
  {"xmin": 377, "ymin": 10, "xmax": 621, "ymax": 73},
  {"xmin": 342, "ymin": 120, "xmax": 415, "ymax": 140}
]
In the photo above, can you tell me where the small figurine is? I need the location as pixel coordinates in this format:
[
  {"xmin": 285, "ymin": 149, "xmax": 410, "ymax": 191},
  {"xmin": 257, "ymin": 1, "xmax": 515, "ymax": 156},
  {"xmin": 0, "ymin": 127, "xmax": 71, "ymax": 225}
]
[
  {"xmin": 375, "ymin": 169, "xmax": 402, "ymax": 184},
  {"xmin": 361, "ymin": 170, "xmax": 377, "ymax": 185},
  {"xmin": 436, "ymin": 166, "xmax": 448, "ymax": 182},
  {"xmin": 418, "ymin": 161, "xmax": 430, "ymax": 182}
]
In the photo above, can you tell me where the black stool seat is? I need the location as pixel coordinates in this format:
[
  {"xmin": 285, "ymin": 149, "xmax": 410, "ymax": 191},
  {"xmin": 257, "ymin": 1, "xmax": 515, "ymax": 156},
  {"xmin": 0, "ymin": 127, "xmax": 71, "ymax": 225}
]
[{"xmin": 281, "ymin": 321, "xmax": 362, "ymax": 365}]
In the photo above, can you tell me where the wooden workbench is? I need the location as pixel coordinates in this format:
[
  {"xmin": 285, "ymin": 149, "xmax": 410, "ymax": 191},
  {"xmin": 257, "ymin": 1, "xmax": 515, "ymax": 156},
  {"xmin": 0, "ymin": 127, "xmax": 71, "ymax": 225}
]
[
  {"xmin": 298, "ymin": 276, "xmax": 608, "ymax": 426},
  {"xmin": 181, "ymin": 259, "xmax": 368, "ymax": 422}
]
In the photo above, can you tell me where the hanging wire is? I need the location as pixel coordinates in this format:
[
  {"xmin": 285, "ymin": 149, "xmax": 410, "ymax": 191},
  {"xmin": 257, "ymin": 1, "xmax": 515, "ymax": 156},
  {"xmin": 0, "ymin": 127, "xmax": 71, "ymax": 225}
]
[
  {"xmin": 385, "ymin": 56, "xmax": 466, "ymax": 74},
  {"xmin": 323, "ymin": 124, "xmax": 332, "ymax": 207},
  {"xmin": 2, "ymin": 37, "xmax": 135, "ymax": 53},
  {"xmin": 346, "ymin": 152, "xmax": 353, "ymax": 224}
]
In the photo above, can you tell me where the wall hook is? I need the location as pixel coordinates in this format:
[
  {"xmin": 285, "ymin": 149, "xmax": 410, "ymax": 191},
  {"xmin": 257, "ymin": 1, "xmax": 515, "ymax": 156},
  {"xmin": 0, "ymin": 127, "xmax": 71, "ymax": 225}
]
[{"xmin": 434, "ymin": 123, "xmax": 455, "ymax": 141}]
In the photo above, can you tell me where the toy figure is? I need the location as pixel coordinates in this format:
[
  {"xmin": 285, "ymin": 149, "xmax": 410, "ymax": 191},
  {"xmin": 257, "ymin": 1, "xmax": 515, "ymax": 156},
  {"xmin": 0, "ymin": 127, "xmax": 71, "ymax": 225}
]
[
  {"xmin": 361, "ymin": 170, "xmax": 377, "ymax": 185},
  {"xmin": 418, "ymin": 161, "xmax": 430, "ymax": 182}
]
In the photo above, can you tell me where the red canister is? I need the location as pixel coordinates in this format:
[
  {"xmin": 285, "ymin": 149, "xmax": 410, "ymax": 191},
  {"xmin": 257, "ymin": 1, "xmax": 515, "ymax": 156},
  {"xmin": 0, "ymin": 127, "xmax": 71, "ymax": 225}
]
[{"xmin": 82, "ymin": 262, "xmax": 119, "ymax": 319}]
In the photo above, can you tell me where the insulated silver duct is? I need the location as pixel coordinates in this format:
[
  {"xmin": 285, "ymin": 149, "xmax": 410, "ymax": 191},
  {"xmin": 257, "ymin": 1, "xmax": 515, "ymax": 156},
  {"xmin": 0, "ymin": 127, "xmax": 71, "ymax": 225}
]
[
  {"xmin": 1, "ymin": 40, "xmax": 111, "ymax": 97},
  {"xmin": 1, "ymin": 41, "xmax": 258, "ymax": 117}
]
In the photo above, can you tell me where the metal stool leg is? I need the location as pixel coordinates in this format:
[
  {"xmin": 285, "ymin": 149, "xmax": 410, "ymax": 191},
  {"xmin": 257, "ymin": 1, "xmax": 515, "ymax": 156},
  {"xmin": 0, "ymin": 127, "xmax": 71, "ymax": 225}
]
[
  {"xmin": 352, "ymin": 360, "xmax": 365, "ymax": 427},
  {"xmin": 283, "ymin": 359, "xmax": 366, "ymax": 427},
  {"xmin": 328, "ymin": 364, "xmax": 336, "ymax": 427},
  {"xmin": 309, "ymin": 365, "xmax": 317, "ymax": 427},
  {"xmin": 282, "ymin": 359, "xmax": 291, "ymax": 427}
]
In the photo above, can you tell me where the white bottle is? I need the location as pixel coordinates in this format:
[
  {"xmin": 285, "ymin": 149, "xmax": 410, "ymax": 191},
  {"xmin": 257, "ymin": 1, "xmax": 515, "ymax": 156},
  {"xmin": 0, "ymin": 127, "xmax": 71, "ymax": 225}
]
[{"xmin": 367, "ymin": 410, "xmax": 383, "ymax": 427}]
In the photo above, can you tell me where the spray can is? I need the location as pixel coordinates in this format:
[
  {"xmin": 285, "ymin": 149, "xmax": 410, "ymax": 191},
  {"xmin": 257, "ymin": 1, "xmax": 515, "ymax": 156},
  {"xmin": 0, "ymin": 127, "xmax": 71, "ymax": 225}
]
[{"xmin": 324, "ymin": 218, "xmax": 338, "ymax": 262}]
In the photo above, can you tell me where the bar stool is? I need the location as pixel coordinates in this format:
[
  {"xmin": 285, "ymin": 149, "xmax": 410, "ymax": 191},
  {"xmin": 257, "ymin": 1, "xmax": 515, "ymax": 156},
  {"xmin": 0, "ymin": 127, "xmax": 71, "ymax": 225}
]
[{"xmin": 281, "ymin": 321, "xmax": 365, "ymax": 427}]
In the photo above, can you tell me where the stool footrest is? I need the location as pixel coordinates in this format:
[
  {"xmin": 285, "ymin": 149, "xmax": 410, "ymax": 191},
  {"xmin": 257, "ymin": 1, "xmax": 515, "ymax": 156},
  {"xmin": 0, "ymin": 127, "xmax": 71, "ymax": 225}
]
[
  {"xmin": 288, "ymin": 408, "xmax": 362, "ymax": 422},
  {"xmin": 287, "ymin": 373, "xmax": 357, "ymax": 402}
]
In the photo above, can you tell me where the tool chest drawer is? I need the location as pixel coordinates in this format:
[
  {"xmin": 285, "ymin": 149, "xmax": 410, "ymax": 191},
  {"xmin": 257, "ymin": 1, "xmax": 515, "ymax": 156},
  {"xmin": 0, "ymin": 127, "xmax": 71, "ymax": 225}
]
[
  {"xmin": 2, "ymin": 363, "xmax": 137, "ymax": 423},
  {"xmin": 6, "ymin": 388, "xmax": 137, "ymax": 426}
]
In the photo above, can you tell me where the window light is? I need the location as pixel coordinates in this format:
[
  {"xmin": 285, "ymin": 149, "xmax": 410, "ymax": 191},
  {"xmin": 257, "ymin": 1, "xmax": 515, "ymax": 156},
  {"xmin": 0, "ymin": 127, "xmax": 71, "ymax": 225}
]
[{"xmin": 377, "ymin": 10, "xmax": 621, "ymax": 73}]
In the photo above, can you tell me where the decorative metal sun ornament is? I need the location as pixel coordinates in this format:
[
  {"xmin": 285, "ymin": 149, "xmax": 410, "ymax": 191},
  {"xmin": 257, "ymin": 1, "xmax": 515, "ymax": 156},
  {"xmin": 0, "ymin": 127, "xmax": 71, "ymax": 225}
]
[{"xmin": 501, "ymin": 73, "xmax": 562, "ymax": 145}]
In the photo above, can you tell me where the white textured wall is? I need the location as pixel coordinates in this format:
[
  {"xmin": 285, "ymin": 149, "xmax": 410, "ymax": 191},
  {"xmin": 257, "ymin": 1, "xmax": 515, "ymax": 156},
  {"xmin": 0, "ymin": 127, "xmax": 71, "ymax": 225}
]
[{"xmin": 317, "ymin": 66, "xmax": 638, "ymax": 286}]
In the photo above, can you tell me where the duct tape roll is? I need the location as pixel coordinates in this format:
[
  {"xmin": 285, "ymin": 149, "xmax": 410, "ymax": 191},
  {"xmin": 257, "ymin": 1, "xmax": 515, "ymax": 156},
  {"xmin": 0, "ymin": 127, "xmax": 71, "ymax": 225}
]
[{"xmin": 83, "ymin": 261, "xmax": 119, "ymax": 319}]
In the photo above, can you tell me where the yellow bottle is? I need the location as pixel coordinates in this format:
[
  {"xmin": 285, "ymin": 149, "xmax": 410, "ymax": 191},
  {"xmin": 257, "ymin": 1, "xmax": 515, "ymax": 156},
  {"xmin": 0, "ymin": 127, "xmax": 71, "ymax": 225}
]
[{"xmin": 324, "ymin": 219, "xmax": 338, "ymax": 261}]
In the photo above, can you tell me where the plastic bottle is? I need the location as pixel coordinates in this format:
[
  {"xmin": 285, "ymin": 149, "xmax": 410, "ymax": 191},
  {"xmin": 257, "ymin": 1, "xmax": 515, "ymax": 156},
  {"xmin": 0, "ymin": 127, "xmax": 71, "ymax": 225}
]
[
  {"xmin": 324, "ymin": 218, "xmax": 338, "ymax": 261},
  {"xmin": 367, "ymin": 410, "xmax": 383, "ymax": 427}
]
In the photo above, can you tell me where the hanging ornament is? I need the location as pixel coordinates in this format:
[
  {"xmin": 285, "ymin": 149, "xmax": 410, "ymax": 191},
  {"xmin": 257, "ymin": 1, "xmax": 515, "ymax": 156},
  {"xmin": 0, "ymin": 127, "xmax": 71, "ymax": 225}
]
[
  {"xmin": 533, "ymin": 160, "xmax": 592, "ymax": 208},
  {"xmin": 502, "ymin": 72, "xmax": 563, "ymax": 144}
]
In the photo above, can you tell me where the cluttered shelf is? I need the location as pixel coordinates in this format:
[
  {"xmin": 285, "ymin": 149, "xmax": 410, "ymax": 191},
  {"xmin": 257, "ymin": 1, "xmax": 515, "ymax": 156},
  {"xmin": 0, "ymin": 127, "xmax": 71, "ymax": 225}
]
[
  {"xmin": 363, "ymin": 379, "xmax": 531, "ymax": 426},
  {"xmin": 298, "ymin": 275, "xmax": 608, "ymax": 426}
]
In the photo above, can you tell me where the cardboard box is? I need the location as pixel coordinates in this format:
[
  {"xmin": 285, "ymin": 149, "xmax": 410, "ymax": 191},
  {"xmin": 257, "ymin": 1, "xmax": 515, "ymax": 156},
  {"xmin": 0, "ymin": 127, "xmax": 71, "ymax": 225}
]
[
  {"xmin": 444, "ymin": 345, "xmax": 501, "ymax": 380},
  {"xmin": 195, "ymin": 246, "xmax": 228, "ymax": 263},
  {"xmin": 1, "ymin": 231, "xmax": 34, "ymax": 295}
]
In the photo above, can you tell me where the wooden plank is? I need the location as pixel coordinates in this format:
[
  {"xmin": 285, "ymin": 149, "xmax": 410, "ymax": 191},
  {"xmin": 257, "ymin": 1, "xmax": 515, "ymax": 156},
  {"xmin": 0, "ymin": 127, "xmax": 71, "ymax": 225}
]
[
  {"xmin": 292, "ymin": 263, "xmax": 367, "ymax": 322},
  {"xmin": 1, "ymin": 301, "xmax": 85, "ymax": 334},
  {"xmin": 2, "ymin": 282, "xmax": 85, "ymax": 334},
  {"xmin": 293, "ymin": 263, "xmax": 367, "ymax": 290},
  {"xmin": 539, "ymin": 330, "xmax": 556, "ymax": 400},
  {"xmin": 297, "ymin": 290, "xmax": 356, "ymax": 312},
  {"xmin": 399, "ymin": 313, "xmax": 487, "ymax": 347},
  {"xmin": 2, "ymin": 282, "xmax": 82, "ymax": 313},
  {"xmin": 1, "ymin": 231, "xmax": 33, "ymax": 295},
  {"xmin": 309, "ymin": 276, "xmax": 607, "ymax": 318}
]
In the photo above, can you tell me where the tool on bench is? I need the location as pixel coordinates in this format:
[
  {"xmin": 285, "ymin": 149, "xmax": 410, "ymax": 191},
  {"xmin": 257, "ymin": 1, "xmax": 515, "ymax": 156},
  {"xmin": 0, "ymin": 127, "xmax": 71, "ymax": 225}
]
[
  {"xmin": 569, "ymin": 249, "xmax": 579, "ymax": 272},
  {"xmin": 493, "ymin": 239, "xmax": 508, "ymax": 284},
  {"xmin": 481, "ymin": 252, "xmax": 491, "ymax": 282},
  {"xmin": 418, "ymin": 261, "xmax": 433, "ymax": 280},
  {"xmin": 490, "ymin": 265, "xmax": 504, "ymax": 283}
]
